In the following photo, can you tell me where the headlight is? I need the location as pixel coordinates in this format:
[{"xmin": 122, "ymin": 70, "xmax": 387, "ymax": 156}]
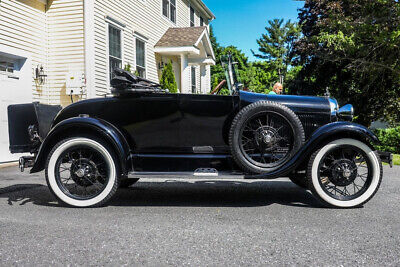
[
  {"xmin": 337, "ymin": 104, "xmax": 354, "ymax": 121},
  {"xmin": 329, "ymin": 98, "xmax": 339, "ymax": 116}
]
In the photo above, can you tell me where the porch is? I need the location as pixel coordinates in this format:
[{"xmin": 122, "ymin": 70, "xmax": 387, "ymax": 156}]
[{"xmin": 154, "ymin": 27, "xmax": 215, "ymax": 94}]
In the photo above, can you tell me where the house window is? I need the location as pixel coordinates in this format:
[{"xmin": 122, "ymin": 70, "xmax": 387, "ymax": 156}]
[
  {"xmin": 0, "ymin": 60, "xmax": 14, "ymax": 74},
  {"xmin": 191, "ymin": 67, "xmax": 196, "ymax": 93},
  {"xmin": 163, "ymin": 0, "xmax": 176, "ymax": 23},
  {"xmin": 200, "ymin": 17, "xmax": 204, "ymax": 26},
  {"xmin": 136, "ymin": 39, "xmax": 146, "ymax": 78},
  {"xmin": 108, "ymin": 24, "xmax": 122, "ymax": 82},
  {"xmin": 190, "ymin": 6, "xmax": 195, "ymax": 27}
]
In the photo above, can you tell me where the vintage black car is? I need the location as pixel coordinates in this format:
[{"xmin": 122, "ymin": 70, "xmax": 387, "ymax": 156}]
[{"xmin": 8, "ymin": 55, "xmax": 392, "ymax": 208}]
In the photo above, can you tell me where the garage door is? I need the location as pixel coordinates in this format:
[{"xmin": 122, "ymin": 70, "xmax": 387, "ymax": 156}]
[{"xmin": 0, "ymin": 53, "xmax": 32, "ymax": 162}]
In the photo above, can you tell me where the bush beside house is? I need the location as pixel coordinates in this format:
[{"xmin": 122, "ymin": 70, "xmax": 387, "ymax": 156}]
[{"xmin": 160, "ymin": 62, "xmax": 178, "ymax": 93}]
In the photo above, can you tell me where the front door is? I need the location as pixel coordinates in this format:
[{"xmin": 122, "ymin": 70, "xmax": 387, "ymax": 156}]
[
  {"xmin": 0, "ymin": 53, "xmax": 32, "ymax": 162},
  {"xmin": 178, "ymin": 94, "xmax": 237, "ymax": 154}
]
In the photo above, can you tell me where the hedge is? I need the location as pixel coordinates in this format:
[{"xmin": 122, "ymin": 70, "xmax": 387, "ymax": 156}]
[{"xmin": 374, "ymin": 126, "xmax": 400, "ymax": 154}]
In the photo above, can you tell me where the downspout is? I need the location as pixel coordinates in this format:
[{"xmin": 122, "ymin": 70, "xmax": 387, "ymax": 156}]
[
  {"xmin": 45, "ymin": 1, "xmax": 50, "ymax": 105},
  {"xmin": 84, "ymin": 0, "xmax": 95, "ymax": 99}
]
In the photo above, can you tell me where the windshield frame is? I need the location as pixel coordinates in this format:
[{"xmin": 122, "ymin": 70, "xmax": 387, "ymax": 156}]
[{"xmin": 221, "ymin": 54, "xmax": 240, "ymax": 95}]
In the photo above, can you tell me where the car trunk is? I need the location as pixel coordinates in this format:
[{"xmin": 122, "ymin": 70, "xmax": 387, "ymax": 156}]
[{"xmin": 8, "ymin": 102, "xmax": 62, "ymax": 154}]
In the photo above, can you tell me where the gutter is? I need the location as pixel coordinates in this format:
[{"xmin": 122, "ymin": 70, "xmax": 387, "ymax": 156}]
[{"xmin": 194, "ymin": 0, "xmax": 216, "ymax": 21}]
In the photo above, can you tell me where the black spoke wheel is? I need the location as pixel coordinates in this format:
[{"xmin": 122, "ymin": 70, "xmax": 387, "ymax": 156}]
[
  {"xmin": 230, "ymin": 101, "xmax": 305, "ymax": 174},
  {"xmin": 55, "ymin": 146, "xmax": 110, "ymax": 200},
  {"xmin": 317, "ymin": 145, "xmax": 372, "ymax": 201},
  {"xmin": 239, "ymin": 111, "xmax": 295, "ymax": 169},
  {"xmin": 45, "ymin": 137, "xmax": 120, "ymax": 208},
  {"xmin": 307, "ymin": 138, "xmax": 383, "ymax": 208}
]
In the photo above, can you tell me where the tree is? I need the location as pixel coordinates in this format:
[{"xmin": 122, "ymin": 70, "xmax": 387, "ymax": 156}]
[
  {"xmin": 160, "ymin": 62, "xmax": 178, "ymax": 93},
  {"xmin": 292, "ymin": 0, "xmax": 400, "ymax": 126},
  {"xmin": 210, "ymin": 39, "xmax": 250, "ymax": 92},
  {"xmin": 243, "ymin": 61, "xmax": 277, "ymax": 94},
  {"xmin": 210, "ymin": 25, "xmax": 277, "ymax": 94},
  {"xmin": 210, "ymin": 26, "xmax": 228, "ymax": 92},
  {"xmin": 252, "ymin": 19, "xmax": 301, "ymax": 86}
]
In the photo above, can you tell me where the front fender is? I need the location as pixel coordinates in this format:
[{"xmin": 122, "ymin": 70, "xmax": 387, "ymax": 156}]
[
  {"xmin": 30, "ymin": 117, "xmax": 131, "ymax": 174},
  {"xmin": 249, "ymin": 122, "xmax": 380, "ymax": 179},
  {"xmin": 302, "ymin": 121, "xmax": 380, "ymax": 149}
]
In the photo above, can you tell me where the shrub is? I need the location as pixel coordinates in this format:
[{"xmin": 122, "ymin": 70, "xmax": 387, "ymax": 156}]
[
  {"xmin": 160, "ymin": 62, "xmax": 178, "ymax": 93},
  {"xmin": 374, "ymin": 126, "xmax": 400, "ymax": 154},
  {"xmin": 124, "ymin": 64, "xmax": 132, "ymax": 72}
]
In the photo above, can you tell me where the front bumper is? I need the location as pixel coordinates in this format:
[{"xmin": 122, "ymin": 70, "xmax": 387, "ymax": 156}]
[{"xmin": 377, "ymin": 151, "xmax": 393, "ymax": 168}]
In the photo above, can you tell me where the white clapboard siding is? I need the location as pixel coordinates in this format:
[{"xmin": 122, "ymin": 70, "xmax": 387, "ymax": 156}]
[
  {"xmin": 47, "ymin": 0, "xmax": 85, "ymax": 106},
  {"xmin": 93, "ymin": 0, "xmax": 210, "ymax": 96},
  {"xmin": 0, "ymin": 0, "xmax": 48, "ymax": 102},
  {"xmin": 0, "ymin": 0, "xmax": 212, "ymax": 107},
  {"xmin": 0, "ymin": 0, "xmax": 85, "ymax": 106}
]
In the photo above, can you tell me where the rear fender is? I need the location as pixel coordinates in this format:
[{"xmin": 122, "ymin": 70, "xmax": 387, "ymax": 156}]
[
  {"xmin": 30, "ymin": 117, "xmax": 131, "ymax": 175},
  {"xmin": 249, "ymin": 122, "xmax": 380, "ymax": 179}
]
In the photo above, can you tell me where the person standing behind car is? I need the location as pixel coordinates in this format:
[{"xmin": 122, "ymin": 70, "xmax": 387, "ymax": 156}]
[{"xmin": 269, "ymin": 82, "xmax": 283, "ymax": 95}]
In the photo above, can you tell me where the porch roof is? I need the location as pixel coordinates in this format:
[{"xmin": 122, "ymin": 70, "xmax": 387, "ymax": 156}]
[{"xmin": 154, "ymin": 27, "xmax": 215, "ymax": 64}]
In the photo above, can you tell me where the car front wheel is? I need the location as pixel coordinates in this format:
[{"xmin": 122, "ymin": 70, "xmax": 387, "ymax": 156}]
[
  {"xmin": 45, "ymin": 137, "xmax": 120, "ymax": 208},
  {"xmin": 307, "ymin": 138, "xmax": 382, "ymax": 208}
]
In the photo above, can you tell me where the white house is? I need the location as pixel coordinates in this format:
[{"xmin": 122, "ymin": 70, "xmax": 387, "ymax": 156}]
[{"xmin": 0, "ymin": 0, "xmax": 215, "ymax": 162}]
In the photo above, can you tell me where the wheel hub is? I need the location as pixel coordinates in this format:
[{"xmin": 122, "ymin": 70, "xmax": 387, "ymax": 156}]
[
  {"xmin": 70, "ymin": 158, "xmax": 98, "ymax": 187},
  {"xmin": 255, "ymin": 126, "xmax": 279, "ymax": 149},
  {"xmin": 329, "ymin": 159, "xmax": 358, "ymax": 187}
]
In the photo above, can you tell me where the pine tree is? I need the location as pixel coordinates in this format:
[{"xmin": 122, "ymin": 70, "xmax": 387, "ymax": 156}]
[
  {"xmin": 252, "ymin": 19, "xmax": 300, "ymax": 86},
  {"xmin": 160, "ymin": 62, "xmax": 178, "ymax": 93}
]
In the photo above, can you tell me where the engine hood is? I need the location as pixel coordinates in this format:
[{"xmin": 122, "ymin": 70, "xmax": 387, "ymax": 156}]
[{"xmin": 239, "ymin": 91, "xmax": 331, "ymax": 114}]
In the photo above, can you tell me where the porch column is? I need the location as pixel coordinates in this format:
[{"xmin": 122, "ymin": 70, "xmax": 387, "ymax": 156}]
[
  {"xmin": 180, "ymin": 54, "xmax": 190, "ymax": 93},
  {"xmin": 200, "ymin": 64, "xmax": 209, "ymax": 94}
]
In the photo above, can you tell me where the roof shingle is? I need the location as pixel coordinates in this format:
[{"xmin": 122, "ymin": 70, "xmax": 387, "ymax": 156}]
[{"xmin": 155, "ymin": 26, "xmax": 207, "ymax": 48}]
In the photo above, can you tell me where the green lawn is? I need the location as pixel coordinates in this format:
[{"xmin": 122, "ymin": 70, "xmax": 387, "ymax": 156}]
[
  {"xmin": 393, "ymin": 154, "xmax": 400, "ymax": 166},
  {"xmin": 384, "ymin": 154, "xmax": 400, "ymax": 166}
]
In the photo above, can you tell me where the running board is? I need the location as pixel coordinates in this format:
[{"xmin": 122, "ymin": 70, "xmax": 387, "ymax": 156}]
[{"xmin": 128, "ymin": 168, "xmax": 246, "ymax": 180}]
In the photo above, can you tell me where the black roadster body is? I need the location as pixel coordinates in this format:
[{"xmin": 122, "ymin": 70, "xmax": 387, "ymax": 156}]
[{"xmin": 7, "ymin": 56, "xmax": 391, "ymax": 208}]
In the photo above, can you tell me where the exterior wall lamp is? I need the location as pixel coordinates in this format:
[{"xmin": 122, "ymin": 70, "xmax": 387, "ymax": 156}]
[
  {"xmin": 158, "ymin": 56, "xmax": 167, "ymax": 70},
  {"xmin": 158, "ymin": 61, "xmax": 166, "ymax": 70},
  {"xmin": 34, "ymin": 65, "xmax": 47, "ymax": 86}
]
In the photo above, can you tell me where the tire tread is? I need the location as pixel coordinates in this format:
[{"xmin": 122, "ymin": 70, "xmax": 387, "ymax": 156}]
[{"xmin": 229, "ymin": 101, "xmax": 305, "ymax": 174}]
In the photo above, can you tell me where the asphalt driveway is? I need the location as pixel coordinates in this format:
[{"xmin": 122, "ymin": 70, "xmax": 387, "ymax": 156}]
[{"xmin": 0, "ymin": 165, "xmax": 399, "ymax": 266}]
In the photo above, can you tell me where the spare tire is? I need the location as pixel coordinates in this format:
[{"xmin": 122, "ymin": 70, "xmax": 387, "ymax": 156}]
[{"xmin": 229, "ymin": 101, "xmax": 305, "ymax": 174}]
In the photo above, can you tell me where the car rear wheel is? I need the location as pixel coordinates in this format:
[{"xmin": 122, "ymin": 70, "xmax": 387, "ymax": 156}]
[
  {"xmin": 45, "ymin": 137, "xmax": 120, "ymax": 208},
  {"xmin": 230, "ymin": 101, "xmax": 305, "ymax": 174},
  {"xmin": 307, "ymin": 138, "xmax": 382, "ymax": 208}
]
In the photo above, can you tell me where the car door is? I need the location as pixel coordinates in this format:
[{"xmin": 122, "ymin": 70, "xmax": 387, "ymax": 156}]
[
  {"xmin": 177, "ymin": 93, "xmax": 237, "ymax": 154},
  {"xmin": 95, "ymin": 92, "xmax": 181, "ymax": 154}
]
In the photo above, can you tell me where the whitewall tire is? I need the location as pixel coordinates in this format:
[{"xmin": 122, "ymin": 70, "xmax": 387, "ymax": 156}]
[
  {"xmin": 307, "ymin": 138, "xmax": 382, "ymax": 208},
  {"xmin": 45, "ymin": 137, "xmax": 120, "ymax": 208}
]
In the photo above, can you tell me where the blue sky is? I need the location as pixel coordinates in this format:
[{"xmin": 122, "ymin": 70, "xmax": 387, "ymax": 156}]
[{"xmin": 203, "ymin": 0, "xmax": 304, "ymax": 61}]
